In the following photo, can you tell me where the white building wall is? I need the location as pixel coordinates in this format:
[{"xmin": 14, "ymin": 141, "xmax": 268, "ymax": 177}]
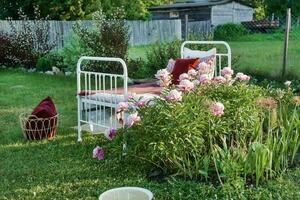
[{"xmin": 211, "ymin": 2, "xmax": 254, "ymax": 26}]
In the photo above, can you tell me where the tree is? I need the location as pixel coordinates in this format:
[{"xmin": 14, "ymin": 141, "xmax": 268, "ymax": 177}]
[
  {"xmin": 264, "ymin": 0, "xmax": 300, "ymax": 16},
  {"xmin": 0, "ymin": 0, "xmax": 173, "ymax": 20},
  {"xmin": 236, "ymin": 0, "xmax": 300, "ymax": 18},
  {"xmin": 0, "ymin": 0, "xmax": 102, "ymax": 20},
  {"xmin": 97, "ymin": 0, "xmax": 173, "ymax": 20}
]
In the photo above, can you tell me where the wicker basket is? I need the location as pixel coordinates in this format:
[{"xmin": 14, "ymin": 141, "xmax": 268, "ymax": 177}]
[{"xmin": 19, "ymin": 113, "xmax": 59, "ymax": 141}]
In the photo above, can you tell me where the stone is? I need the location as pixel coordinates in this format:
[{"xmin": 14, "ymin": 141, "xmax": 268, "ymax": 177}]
[
  {"xmin": 45, "ymin": 71, "xmax": 54, "ymax": 75},
  {"xmin": 52, "ymin": 67, "xmax": 60, "ymax": 75},
  {"xmin": 65, "ymin": 71, "xmax": 72, "ymax": 76},
  {"xmin": 27, "ymin": 68, "xmax": 36, "ymax": 73}
]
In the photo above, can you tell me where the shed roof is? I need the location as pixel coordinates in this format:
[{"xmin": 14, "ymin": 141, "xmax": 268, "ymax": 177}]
[{"xmin": 149, "ymin": 0, "xmax": 251, "ymax": 11}]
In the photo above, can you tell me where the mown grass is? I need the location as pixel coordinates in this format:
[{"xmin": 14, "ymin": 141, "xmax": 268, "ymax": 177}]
[
  {"xmin": 128, "ymin": 30, "xmax": 300, "ymax": 80},
  {"xmin": 1, "ymin": 70, "xmax": 300, "ymax": 199}
]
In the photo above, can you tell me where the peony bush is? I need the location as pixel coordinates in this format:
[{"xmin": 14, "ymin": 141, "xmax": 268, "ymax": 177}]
[{"xmin": 96, "ymin": 62, "xmax": 299, "ymax": 186}]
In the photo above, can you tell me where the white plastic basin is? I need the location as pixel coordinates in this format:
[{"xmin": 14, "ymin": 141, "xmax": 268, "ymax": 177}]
[{"xmin": 99, "ymin": 187, "xmax": 153, "ymax": 200}]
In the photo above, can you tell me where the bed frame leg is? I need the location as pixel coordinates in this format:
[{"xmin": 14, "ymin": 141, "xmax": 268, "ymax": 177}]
[
  {"xmin": 78, "ymin": 127, "xmax": 82, "ymax": 142},
  {"xmin": 77, "ymin": 97, "xmax": 82, "ymax": 142}
]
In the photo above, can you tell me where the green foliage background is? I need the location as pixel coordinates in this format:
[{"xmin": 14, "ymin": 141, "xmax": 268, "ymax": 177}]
[
  {"xmin": 0, "ymin": 0, "xmax": 172, "ymax": 20},
  {"xmin": 1, "ymin": 0, "xmax": 300, "ymax": 20}
]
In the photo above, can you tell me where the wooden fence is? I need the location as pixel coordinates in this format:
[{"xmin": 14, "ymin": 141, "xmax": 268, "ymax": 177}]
[
  {"xmin": 188, "ymin": 20, "xmax": 212, "ymax": 37},
  {"xmin": 0, "ymin": 20, "xmax": 182, "ymax": 47}
]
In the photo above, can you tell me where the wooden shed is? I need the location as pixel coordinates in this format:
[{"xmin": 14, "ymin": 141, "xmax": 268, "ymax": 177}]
[{"xmin": 149, "ymin": 0, "xmax": 254, "ymax": 38}]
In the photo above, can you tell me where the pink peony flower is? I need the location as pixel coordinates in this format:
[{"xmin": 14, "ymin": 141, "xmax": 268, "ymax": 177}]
[
  {"xmin": 155, "ymin": 69, "xmax": 170, "ymax": 80},
  {"xmin": 212, "ymin": 76, "xmax": 226, "ymax": 84},
  {"xmin": 179, "ymin": 73, "xmax": 191, "ymax": 81},
  {"xmin": 155, "ymin": 68, "xmax": 172, "ymax": 87},
  {"xmin": 221, "ymin": 67, "xmax": 234, "ymax": 77},
  {"xmin": 136, "ymin": 100, "xmax": 146, "ymax": 107},
  {"xmin": 157, "ymin": 78, "xmax": 172, "ymax": 87},
  {"xmin": 188, "ymin": 69, "xmax": 198, "ymax": 77},
  {"xmin": 210, "ymin": 102, "xmax": 225, "ymax": 117},
  {"xmin": 199, "ymin": 74, "xmax": 211, "ymax": 84},
  {"xmin": 92, "ymin": 146, "xmax": 104, "ymax": 160},
  {"xmin": 198, "ymin": 62, "xmax": 214, "ymax": 75},
  {"xmin": 166, "ymin": 59, "xmax": 176, "ymax": 73},
  {"xmin": 192, "ymin": 79, "xmax": 200, "ymax": 86},
  {"xmin": 256, "ymin": 97, "xmax": 277, "ymax": 110},
  {"xmin": 105, "ymin": 128, "xmax": 117, "ymax": 141},
  {"xmin": 126, "ymin": 93, "xmax": 136, "ymax": 101},
  {"xmin": 126, "ymin": 113, "xmax": 141, "ymax": 128},
  {"xmin": 178, "ymin": 79, "xmax": 195, "ymax": 92},
  {"xmin": 165, "ymin": 89, "xmax": 182, "ymax": 102},
  {"xmin": 117, "ymin": 102, "xmax": 129, "ymax": 112},
  {"xmin": 235, "ymin": 72, "xmax": 250, "ymax": 81}
]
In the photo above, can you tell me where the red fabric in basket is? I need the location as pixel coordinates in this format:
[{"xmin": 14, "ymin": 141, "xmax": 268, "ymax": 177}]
[
  {"xmin": 31, "ymin": 96, "xmax": 57, "ymax": 118},
  {"xmin": 25, "ymin": 96, "xmax": 58, "ymax": 140}
]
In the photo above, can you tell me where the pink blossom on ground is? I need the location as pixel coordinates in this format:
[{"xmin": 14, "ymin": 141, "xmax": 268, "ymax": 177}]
[
  {"xmin": 166, "ymin": 59, "xmax": 176, "ymax": 73},
  {"xmin": 117, "ymin": 102, "xmax": 129, "ymax": 112},
  {"xmin": 178, "ymin": 79, "xmax": 195, "ymax": 92},
  {"xmin": 105, "ymin": 128, "xmax": 117, "ymax": 141},
  {"xmin": 165, "ymin": 89, "xmax": 182, "ymax": 102},
  {"xmin": 212, "ymin": 76, "xmax": 226, "ymax": 84},
  {"xmin": 126, "ymin": 113, "xmax": 141, "ymax": 128},
  {"xmin": 188, "ymin": 69, "xmax": 198, "ymax": 77},
  {"xmin": 92, "ymin": 146, "xmax": 104, "ymax": 160},
  {"xmin": 235, "ymin": 72, "xmax": 251, "ymax": 81},
  {"xmin": 221, "ymin": 67, "xmax": 234, "ymax": 77},
  {"xmin": 179, "ymin": 73, "xmax": 191, "ymax": 81},
  {"xmin": 210, "ymin": 102, "xmax": 225, "ymax": 117},
  {"xmin": 199, "ymin": 74, "xmax": 211, "ymax": 84}
]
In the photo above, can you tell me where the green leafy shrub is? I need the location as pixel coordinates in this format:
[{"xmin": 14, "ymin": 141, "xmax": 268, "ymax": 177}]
[
  {"xmin": 73, "ymin": 8, "xmax": 129, "ymax": 73},
  {"xmin": 36, "ymin": 53, "xmax": 66, "ymax": 72},
  {"xmin": 36, "ymin": 56, "xmax": 52, "ymax": 72},
  {"xmin": 214, "ymin": 23, "xmax": 248, "ymax": 41},
  {"xmin": 127, "ymin": 58, "xmax": 150, "ymax": 79},
  {"xmin": 57, "ymin": 33, "xmax": 91, "ymax": 72},
  {"xmin": 145, "ymin": 40, "xmax": 181, "ymax": 75},
  {"xmin": 115, "ymin": 79, "xmax": 300, "ymax": 186}
]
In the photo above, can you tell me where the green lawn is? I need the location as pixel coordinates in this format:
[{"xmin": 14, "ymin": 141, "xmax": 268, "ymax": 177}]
[
  {"xmin": 230, "ymin": 40, "xmax": 300, "ymax": 79},
  {"xmin": 128, "ymin": 34, "xmax": 300, "ymax": 80},
  {"xmin": 1, "ymin": 70, "xmax": 300, "ymax": 199}
]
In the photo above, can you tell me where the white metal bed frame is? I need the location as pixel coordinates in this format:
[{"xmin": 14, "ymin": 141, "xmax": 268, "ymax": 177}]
[
  {"xmin": 77, "ymin": 56, "xmax": 128, "ymax": 142},
  {"xmin": 77, "ymin": 41, "xmax": 232, "ymax": 142}
]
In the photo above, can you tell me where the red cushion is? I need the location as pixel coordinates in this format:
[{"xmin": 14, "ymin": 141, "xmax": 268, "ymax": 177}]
[
  {"xmin": 31, "ymin": 96, "xmax": 57, "ymax": 118},
  {"xmin": 171, "ymin": 58, "xmax": 200, "ymax": 84}
]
